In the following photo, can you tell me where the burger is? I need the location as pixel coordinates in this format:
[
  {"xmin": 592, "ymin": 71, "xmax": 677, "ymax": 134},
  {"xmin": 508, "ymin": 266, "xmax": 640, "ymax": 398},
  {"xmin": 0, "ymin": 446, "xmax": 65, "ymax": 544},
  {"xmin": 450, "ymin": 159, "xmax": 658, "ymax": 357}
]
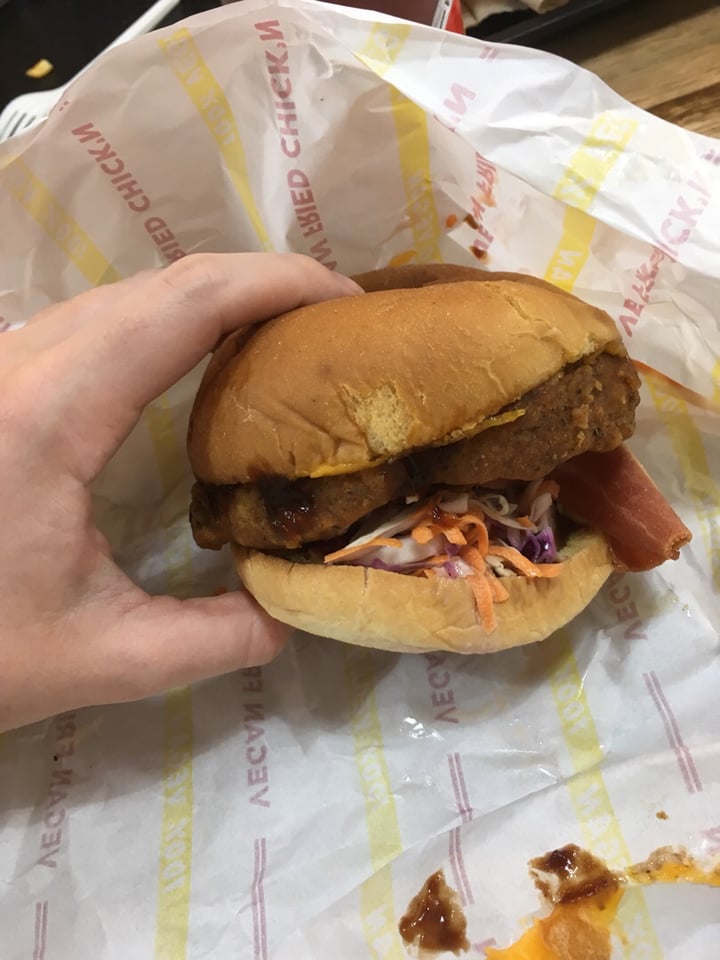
[{"xmin": 187, "ymin": 263, "xmax": 691, "ymax": 654}]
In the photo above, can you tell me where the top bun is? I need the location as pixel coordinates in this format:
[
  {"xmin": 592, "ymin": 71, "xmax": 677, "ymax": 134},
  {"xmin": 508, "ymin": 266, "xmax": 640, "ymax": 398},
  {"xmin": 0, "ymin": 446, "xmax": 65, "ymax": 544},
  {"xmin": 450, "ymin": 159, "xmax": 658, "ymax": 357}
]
[{"xmin": 188, "ymin": 267, "xmax": 624, "ymax": 484}]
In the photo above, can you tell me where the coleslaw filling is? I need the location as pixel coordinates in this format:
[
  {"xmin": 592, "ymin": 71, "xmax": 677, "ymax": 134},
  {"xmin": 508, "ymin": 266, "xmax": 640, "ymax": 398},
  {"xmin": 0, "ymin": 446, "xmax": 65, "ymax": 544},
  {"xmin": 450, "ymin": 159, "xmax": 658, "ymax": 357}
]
[{"xmin": 323, "ymin": 478, "xmax": 564, "ymax": 632}]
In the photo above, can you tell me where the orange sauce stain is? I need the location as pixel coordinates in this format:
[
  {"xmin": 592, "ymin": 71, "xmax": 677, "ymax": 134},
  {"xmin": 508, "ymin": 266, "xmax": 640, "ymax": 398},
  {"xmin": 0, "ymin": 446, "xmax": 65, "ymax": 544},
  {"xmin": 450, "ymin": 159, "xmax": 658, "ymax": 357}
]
[
  {"xmin": 484, "ymin": 846, "xmax": 720, "ymax": 960},
  {"xmin": 485, "ymin": 889, "xmax": 622, "ymax": 960}
]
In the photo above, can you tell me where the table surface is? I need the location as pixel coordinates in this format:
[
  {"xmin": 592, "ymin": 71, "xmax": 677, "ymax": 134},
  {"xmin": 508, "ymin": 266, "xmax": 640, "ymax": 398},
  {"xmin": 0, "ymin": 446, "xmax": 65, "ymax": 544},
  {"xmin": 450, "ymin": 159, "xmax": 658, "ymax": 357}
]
[
  {"xmin": 1, "ymin": 0, "xmax": 718, "ymax": 140},
  {"xmin": 544, "ymin": 0, "xmax": 720, "ymax": 139},
  {"xmin": 0, "ymin": 0, "xmax": 219, "ymax": 104}
]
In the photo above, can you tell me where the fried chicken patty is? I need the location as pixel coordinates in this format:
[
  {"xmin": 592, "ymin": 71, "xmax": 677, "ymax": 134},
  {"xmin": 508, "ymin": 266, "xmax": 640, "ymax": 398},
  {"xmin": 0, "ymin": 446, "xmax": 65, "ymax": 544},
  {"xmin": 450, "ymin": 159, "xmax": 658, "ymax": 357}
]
[{"xmin": 190, "ymin": 351, "xmax": 639, "ymax": 551}]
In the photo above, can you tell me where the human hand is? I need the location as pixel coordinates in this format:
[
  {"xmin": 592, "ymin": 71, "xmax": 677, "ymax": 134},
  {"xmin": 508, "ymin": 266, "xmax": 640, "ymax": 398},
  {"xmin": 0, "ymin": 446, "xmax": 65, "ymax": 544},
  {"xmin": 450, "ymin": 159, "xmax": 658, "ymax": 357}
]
[{"xmin": 0, "ymin": 253, "xmax": 361, "ymax": 732}]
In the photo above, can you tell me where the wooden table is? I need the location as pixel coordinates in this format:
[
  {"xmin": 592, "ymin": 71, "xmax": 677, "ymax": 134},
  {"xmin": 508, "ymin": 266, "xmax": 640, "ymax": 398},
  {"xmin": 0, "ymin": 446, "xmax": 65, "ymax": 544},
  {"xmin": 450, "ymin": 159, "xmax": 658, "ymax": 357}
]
[{"xmin": 543, "ymin": 0, "xmax": 720, "ymax": 139}]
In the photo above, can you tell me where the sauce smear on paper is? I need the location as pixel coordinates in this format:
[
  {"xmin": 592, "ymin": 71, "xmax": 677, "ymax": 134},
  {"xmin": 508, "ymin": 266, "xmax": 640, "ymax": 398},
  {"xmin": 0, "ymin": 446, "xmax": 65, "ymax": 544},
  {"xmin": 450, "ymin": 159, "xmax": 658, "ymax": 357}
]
[
  {"xmin": 399, "ymin": 869, "xmax": 470, "ymax": 954},
  {"xmin": 485, "ymin": 844, "xmax": 720, "ymax": 960}
]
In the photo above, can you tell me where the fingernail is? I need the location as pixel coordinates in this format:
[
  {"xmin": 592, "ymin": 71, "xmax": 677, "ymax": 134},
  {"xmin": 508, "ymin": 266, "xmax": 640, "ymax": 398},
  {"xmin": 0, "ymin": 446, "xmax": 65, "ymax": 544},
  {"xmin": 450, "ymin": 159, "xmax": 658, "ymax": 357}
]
[{"xmin": 337, "ymin": 274, "xmax": 365, "ymax": 295}]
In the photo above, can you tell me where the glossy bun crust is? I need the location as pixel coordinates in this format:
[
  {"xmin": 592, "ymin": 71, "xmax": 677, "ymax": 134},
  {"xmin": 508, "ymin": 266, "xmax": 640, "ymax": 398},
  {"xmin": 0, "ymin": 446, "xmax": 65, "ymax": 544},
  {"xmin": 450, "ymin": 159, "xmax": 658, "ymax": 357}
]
[{"xmin": 187, "ymin": 266, "xmax": 624, "ymax": 484}]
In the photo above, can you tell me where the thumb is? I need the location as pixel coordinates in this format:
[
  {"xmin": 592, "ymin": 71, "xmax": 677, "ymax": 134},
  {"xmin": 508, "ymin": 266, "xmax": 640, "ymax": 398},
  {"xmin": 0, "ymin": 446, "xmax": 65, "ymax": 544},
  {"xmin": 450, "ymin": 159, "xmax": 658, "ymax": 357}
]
[{"xmin": 102, "ymin": 591, "xmax": 290, "ymax": 703}]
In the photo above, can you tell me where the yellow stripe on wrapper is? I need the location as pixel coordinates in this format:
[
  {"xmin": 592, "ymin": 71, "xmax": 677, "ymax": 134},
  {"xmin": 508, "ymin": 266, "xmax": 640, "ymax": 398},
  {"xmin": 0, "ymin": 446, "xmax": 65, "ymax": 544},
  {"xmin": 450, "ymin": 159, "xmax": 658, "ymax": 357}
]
[
  {"xmin": 544, "ymin": 114, "xmax": 661, "ymax": 953},
  {"xmin": 0, "ymin": 148, "xmax": 19, "ymax": 173},
  {"xmin": 549, "ymin": 638, "xmax": 663, "ymax": 958},
  {"xmin": 356, "ymin": 22, "xmax": 411, "ymax": 72},
  {"xmin": 713, "ymin": 359, "xmax": 720, "ymax": 407},
  {"xmin": 145, "ymin": 397, "xmax": 196, "ymax": 958},
  {"xmin": 545, "ymin": 112, "xmax": 637, "ymax": 290},
  {"xmin": 4, "ymin": 158, "xmax": 121, "ymax": 285},
  {"xmin": 158, "ymin": 29, "xmax": 274, "ymax": 253},
  {"xmin": 144, "ymin": 397, "xmax": 194, "ymax": 596},
  {"xmin": 390, "ymin": 89, "xmax": 443, "ymax": 264},
  {"xmin": 154, "ymin": 687, "xmax": 194, "ymax": 960},
  {"xmin": 553, "ymin": 112, "xmax": 638, "ymax": 211},
  {"xmin": 645, "ymin": 371, "xmax": 720, "ymax": 590},
  {"xmin": 544, "ymin": 207, "xmax": 596, "ymax": 292},
  {"xmin": 355, "ymin": 25, "xmax": 442, "ymax": 265},
  {"xmin": 345, "ymin": 646, "xmax": 405, "ymax": 960}
]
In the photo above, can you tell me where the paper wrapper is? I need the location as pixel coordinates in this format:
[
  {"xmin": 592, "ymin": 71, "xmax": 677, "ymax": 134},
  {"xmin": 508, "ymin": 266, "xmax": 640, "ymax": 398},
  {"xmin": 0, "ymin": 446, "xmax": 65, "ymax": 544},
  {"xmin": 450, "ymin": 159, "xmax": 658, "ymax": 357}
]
[{"xmin": 1, "ymin": 1, "xmax": 719, "ymax": 956}]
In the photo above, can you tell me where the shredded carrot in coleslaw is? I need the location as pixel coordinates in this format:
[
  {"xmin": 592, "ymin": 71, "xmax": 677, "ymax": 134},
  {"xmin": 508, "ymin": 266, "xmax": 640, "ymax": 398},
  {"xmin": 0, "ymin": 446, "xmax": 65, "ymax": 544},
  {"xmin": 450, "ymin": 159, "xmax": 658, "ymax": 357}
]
[
  {"xmin": 459, "ymin": 544, "xmax": 509, "ymax": 631},
  {"xmin": 456, "ymin": 514, "xmax": 490, "ymax": 554},
  {"xmin": 324, "ymin": 536, "xmax": 403, "ymax": 563},
  {"xmin": 411, "ymin": 509, "xmax": 490, "ymax": 549},
  {"xmin": 323, "ymin": 483, "xmax": 562, "ymax": 633},
  {"xmin": 487, "ymin": 545, "xmax": 561, "ymax": 578},
  {"xmin": 469, "ymin": 571, "xmax": 497, "ymax": 632}
]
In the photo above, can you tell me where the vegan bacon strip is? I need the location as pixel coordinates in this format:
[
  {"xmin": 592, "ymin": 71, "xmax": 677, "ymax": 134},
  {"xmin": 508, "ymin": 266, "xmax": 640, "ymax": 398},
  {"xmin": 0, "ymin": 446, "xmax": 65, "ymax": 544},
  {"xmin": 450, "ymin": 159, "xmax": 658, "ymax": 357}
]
[{"xmin": 551, "ymin": 447, "xmax": 692, "ymax": 572}]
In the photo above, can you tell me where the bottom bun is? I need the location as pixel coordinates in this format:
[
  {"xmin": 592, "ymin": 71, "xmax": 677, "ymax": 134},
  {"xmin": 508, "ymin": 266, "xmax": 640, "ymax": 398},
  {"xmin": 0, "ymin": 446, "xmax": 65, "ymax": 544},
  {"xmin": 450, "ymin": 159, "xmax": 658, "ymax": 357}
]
[{"xmin": 232, "ymin": 528, "xmax": 613, "ymax": 654}]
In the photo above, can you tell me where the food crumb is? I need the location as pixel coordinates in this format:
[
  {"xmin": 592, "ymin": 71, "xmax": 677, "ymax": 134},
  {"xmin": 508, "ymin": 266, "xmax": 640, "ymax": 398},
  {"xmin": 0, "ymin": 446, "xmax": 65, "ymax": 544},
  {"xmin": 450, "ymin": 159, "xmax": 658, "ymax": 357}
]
[
  {"xmin": 656, "ymin": 810, "xmax": 669, "ymax": 820},
  {"xmin": 399, "ymin": 870, "xmax": 470, "ymax": 954},
  {"xmin": 445, "ymin": 213, "xmax": 459, "ymax": 228},
  {"xmin": 26, "ymin": 59, "xmax": 54, "ymax": 79}
]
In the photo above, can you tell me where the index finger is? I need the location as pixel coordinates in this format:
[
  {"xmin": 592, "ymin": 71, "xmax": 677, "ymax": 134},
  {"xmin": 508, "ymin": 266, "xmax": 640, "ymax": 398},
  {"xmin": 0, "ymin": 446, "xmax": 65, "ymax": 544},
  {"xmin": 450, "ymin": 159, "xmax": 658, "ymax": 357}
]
[{"xmin": 44, "ymin": 253, "xmax": 362, "ymax": 478}]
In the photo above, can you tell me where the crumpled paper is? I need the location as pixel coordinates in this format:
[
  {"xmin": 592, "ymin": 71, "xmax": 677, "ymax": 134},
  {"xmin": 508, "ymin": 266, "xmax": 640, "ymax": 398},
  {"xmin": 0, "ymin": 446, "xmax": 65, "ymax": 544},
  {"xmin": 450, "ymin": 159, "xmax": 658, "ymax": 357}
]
[
  {"xmin": 1, "ymin": 1, "xmax": 719, "ymax": 957},
  {"xmin": 462, "ymin": 0, "xmax": 521, "ymax": 30},
  {"xmin": 462, "ymin": 0, "xmax": 571, "ymax": 30},
  {"xmin": 521, "ymin": 0, "xmax": 570, "ymax": 9}
]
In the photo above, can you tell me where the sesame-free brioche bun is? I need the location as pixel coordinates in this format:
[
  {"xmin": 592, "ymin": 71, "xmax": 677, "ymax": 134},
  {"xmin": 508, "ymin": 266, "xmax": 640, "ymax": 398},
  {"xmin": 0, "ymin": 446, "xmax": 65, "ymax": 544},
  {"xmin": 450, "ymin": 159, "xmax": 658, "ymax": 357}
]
[
  {"xmin": 187, "ymin": 267, "xmax": 623, "ymax": 485},
  {"xmin": 233, "ymin": 527, "xmax": 613, "ymax": 654}
]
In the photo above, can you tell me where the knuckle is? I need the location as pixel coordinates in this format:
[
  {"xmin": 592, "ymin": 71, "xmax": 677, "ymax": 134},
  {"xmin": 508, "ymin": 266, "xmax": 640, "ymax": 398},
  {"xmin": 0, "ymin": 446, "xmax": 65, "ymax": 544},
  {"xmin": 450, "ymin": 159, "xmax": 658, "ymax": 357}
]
[
  {"xmin": 160, "ymin": 252, "xmax": 224, "ymax": 300},
  {"xmin": 276, "ymin": 251, "xmax": 312, "ymax": 269},
  {"xmin": 278, "ymin": 251, "xmax": 326, "ymax": 281}
]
